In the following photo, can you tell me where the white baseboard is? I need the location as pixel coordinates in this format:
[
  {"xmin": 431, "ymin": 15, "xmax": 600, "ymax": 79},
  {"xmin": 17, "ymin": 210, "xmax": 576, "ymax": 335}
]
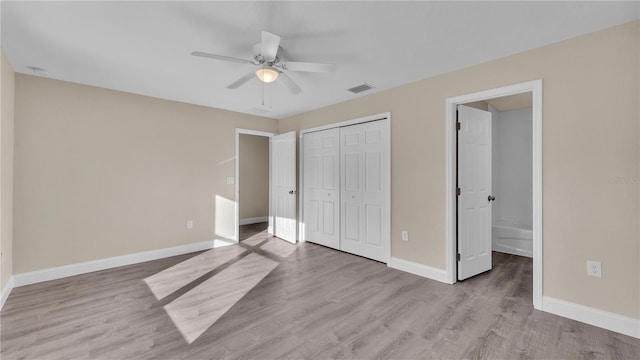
[
  {"xmin": 542, "ymin": 296, "xmax": 640, "ymax": 339},
  {"xmin": 239, "ymin": 216, "xmax": 268, "ymax": 225},
  {"xmin": 389, "ymin": 257, "xmax": 449, "ymax": 284},
  {"xmin": 1, "ymin": 275, "xmax": 14, "ymax": 310},
  {"xmin": 492, "ymin": 242, "xmax": 533, "ymax": 258},
  {"xmin": 13, "ymin": 240, "xmax": 220, "ymax": 288}
]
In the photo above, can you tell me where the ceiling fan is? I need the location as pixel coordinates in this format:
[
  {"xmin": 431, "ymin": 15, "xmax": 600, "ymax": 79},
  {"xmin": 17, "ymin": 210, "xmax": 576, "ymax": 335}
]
[{"xmin": 192, "ymin": 31, "xmax": 336, "ymax": 95}]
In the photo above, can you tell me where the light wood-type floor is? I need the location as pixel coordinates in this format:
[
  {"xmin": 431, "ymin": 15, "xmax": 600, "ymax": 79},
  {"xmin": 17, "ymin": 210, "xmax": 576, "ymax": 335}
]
[{"xmin": 2, "ymin": 224, "xmax": 640, "ymax": 359}]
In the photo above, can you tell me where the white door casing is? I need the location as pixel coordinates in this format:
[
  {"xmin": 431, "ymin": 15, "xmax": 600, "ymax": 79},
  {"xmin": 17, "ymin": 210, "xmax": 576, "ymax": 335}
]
[
  {"xmin": 340, "ymin": 120, "xmax": 390, "ymax": 263},
  {"xmin": 457, "ymin": 105, "xmax": 493, "ymax": 280},
  {"xmin": 271, "ymin": 131, "xmax": 297, "ymax": 243},
  {"xmin": 303, "ymin": 128, "xmax": 340, "ymax": 249}
]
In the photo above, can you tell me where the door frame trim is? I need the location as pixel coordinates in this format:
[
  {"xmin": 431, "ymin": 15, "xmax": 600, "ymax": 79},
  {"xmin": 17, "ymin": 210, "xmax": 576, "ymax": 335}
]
[
  {"xmin": 234, "ymin": 129, "xmax": 277, "ymax": 243},
  {"xmin": 445, "ymin": 80, "xmax": 543, "ymax": 310},
  {"xmin": 298, "ymin": 112, "xmax": 391, "ymax": 264}
]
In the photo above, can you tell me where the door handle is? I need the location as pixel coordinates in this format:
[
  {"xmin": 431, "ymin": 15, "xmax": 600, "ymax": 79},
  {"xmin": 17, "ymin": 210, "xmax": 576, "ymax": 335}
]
[
  {"xmin": 289, "ymin": 190, "xmax": 296, "ymax": 195},
  {"xmin": 488, "ymin": 195, "xmax": 496, "ymax": 202}
]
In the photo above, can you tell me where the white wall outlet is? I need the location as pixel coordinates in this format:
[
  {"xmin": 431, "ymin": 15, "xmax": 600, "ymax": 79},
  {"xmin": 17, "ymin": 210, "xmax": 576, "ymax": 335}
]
[
  {"xmin": 226, "ymin": 176, "xmax": 235, "ymax": 185},
  {"xmin": 401, "ymin": 230, "xmax": 409, "ymax": 241},
  {"xmin": 587, "ymin": 260, "xmax": 602, "ymax": 278},
  {"xmin": 186, "ymin": 220, "xmax": 194, "ymax": 230}
]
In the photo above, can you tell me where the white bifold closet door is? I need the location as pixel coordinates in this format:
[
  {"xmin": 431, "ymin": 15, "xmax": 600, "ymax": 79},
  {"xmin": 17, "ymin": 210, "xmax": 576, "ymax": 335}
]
[
  {"xmin": 303, "ymin": 128, "xmax": 340, "ymax": 249},
  {"xmin": 340, "ymin": 120, "xmax": 389, "ymax": 262},
  {"xmin": 302, "ymin": 119, "xmax": 389, "ymax": 263}
]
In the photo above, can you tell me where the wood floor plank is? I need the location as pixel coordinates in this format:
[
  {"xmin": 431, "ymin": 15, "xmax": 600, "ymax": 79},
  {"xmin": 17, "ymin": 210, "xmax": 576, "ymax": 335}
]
[{"xmin": 2, "ymin": 223, "xmax": 639, "ymax": 359}]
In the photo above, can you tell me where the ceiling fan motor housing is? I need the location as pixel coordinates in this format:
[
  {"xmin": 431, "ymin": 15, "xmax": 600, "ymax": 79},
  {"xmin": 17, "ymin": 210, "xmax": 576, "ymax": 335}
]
[{"xmin": 252, "ymin": 43, "xmax": 281, "ymax": 65}]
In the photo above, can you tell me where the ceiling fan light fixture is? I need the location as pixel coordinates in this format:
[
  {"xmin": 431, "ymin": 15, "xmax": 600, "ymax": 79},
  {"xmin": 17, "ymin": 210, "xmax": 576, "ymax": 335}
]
[{"xmin": 256, "ymin": 66, "xmax": 279, "ymax": 83}]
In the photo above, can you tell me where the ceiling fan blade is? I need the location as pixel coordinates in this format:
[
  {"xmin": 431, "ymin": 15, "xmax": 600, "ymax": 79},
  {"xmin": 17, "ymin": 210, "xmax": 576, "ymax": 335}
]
[
  {"xmin": 261, "ymin": 31, "xmax": 281, "ymax": 62},
  {"xmin": 284, "ymin": 61, "xmax": 337, "ymax": 73},
  {"xmin": 191, "ymin": 51, "xmax": 255, "ymax": 65},
  {"xmin": 278, "ymin": 72, "xmax": 302, "ymax": 95},
  {"xmin": 227, "ymin": 72, "xmax": 256, "ymax": 89}
]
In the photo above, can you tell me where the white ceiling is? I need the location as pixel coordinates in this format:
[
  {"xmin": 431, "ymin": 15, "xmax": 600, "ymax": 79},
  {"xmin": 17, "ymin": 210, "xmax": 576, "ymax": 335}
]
[{"xmin": 2, "ymin": 1, "xmax": 638, "ymax": 119}]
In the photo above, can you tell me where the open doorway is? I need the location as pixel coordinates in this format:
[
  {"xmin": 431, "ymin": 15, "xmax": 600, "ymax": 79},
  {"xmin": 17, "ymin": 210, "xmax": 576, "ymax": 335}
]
[
  {"xmin": 238, "ymin": 133, "xmax": 271, "ymax": 241},
  {"xmin": 488, "ymin": 96, "xmax": 534, "ymax": 259},
  {"xmin": 234, "ymin": 129, "xmax": 276, "ymax": 243},
  {"xmin": 445, "ymin": 80, "xmax": 543, "ymax": 310},
  {"xmin": 234, "ymin": 129, "xmax": 297, "ymax": 244}
]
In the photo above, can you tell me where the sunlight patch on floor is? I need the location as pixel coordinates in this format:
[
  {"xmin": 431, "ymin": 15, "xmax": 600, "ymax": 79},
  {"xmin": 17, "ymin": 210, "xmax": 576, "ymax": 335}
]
[
  {"xmin": 143, "ymin": 245, "xmax": 245, "ymax": 300},
  {"xmin": 258, "ymin": 238, "xmax": 297, "ymax": 258},
  {"xmin": 143, "ymin": 227, "xmax": 298, "ymax": 344},
  {"xmin": 242, "ymin": 232, "xmax": 268, "ymax": 246},
  {"xmin": 163, "ymin": 253, "xmax": 279, "ymax": 343}
]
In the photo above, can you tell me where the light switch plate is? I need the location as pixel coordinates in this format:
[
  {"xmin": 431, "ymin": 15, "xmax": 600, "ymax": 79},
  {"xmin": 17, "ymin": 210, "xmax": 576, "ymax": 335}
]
[{"xmin": 227, "ymin": 176, "xmax": 235, "ymax": 185}]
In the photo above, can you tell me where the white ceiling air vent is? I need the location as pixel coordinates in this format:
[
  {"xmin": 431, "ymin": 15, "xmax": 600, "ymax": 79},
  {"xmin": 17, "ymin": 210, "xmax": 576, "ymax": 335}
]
[{"xmin": 347, "ymin": 83, "xmax": 375, "ymax": 94}]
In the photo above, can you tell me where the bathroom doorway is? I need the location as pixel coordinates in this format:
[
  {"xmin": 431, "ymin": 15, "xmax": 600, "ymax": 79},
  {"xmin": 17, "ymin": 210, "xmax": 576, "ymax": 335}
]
[{"xmin": 445, "ymin": 80, "xmax": 543, "ymax": 309}]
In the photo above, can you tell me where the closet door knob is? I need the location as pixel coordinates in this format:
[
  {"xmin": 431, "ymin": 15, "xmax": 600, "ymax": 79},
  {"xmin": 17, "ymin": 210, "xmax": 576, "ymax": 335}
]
[
  {"xmin": 289, "ymin": 190, "xmax": 296, "ymax": 195},
  {"xmin": 488, "ymin": 195, "xmax": 496, "ymax": 201}
]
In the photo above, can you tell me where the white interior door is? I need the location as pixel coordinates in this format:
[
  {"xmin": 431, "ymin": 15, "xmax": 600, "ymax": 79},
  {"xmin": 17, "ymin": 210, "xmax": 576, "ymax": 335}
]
[
  {"xmin": 303, "ymin": 129, "xmax": 340, "ymax": 249},
  {"xmin": 271, "ymin": 131, "xmax": 297, "ymax": 243},
  {"xmin": 457, "ymin": 105, "xmax": 493, "ymax": 280},
  {"xmin": 340, "ymin": 120, "xmax": 389, "ymax": 263}
]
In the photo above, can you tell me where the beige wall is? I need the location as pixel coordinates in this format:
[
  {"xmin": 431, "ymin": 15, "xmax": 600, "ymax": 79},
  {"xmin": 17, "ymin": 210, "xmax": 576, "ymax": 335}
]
[
  {"xmin": 1, "ymin": 49, "xmax": 15, "ymax": 292},
  {"xmin": 239, "ymin": 134, "xmax": 269, "ymax": 220},
  {"xmin": 280, "ymin": 21, "xmax": 640, "ymax": 319},
  {"xmin": 14, "ymin": 75, "xmax": 278, "ymax": 273}
]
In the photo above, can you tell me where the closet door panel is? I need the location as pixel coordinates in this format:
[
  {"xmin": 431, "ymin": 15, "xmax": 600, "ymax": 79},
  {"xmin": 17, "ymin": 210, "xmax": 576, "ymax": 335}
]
[
  {"xmin": 340, "ymin": 125, "xmax": 364, "ymax": 256},
  {"xmin": 365, "ymin": 152, "xmax": 382, "ymax": 193},
  {"xmin": 361, "ymin": 120, "xmax": 388, "ymax": 262},
  {"xmin": 323, "ymin": 156, "xmax": 337, "ymax": 189},
  {"xmin": 305, "ymin": 200, "xmax": 319, "ymax": 233},
  {"xmin": 344, "ymin": 153, "xmax": 360, "ymax": 191},
  {"xmin": 303, "ymin": 128, "xmax": 340, "ymax": 249},
  {"xmin": 322, "ymin": 200, "xmax": 336, "ymax": 235},
  {"xmin": 344, "ymin": 202, "xmax": 360, "ymax": 240},
  {"xmin": 340, "ymin": 120, "xmax": 389, "ymax": 262},
  {"xmin": 365, "ymin": 204, "xmax": 383, "ymax": 247}
]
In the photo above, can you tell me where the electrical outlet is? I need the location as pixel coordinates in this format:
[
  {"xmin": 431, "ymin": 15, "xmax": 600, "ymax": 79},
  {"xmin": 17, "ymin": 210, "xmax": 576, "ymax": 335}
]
[
  {"xmin": 401, "ymin": 230, "xmax": 409, "ymax": 241},
  {"xmin": 186, "ymin": 220, "xmax": 194, "ymax": 230},
  {"xmin": 587, "ymin": 260, "xmax": 602, "ymax": 278}
]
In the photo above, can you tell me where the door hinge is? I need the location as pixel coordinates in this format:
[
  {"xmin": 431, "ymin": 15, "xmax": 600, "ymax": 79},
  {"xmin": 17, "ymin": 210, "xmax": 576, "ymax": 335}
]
[
  {"xmin": 456, "ymin": 253, "xmax": 461, "ymax": 261},
  {"xmin": 456, "ymin": 187, "xmax": 461, "ymax": 196},
  {"xmin": 456, "ymin": 122, "xmax": 461, "ymax": 131}
]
